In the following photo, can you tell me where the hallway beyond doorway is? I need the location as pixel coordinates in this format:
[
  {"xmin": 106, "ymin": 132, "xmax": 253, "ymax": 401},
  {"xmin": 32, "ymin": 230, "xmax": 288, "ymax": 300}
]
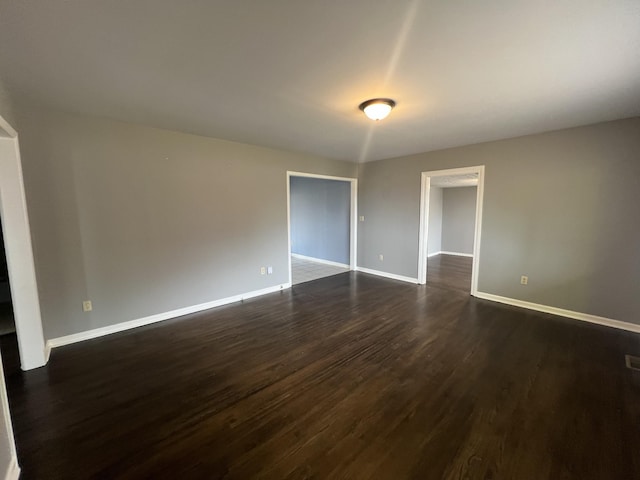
[
  {"xmin": 426, "ymin": 254, "xmax": 472, "ymax": 293},
  {"xmin": 291, "ymin": 255, "xmax": 349, "ymax": 285}
]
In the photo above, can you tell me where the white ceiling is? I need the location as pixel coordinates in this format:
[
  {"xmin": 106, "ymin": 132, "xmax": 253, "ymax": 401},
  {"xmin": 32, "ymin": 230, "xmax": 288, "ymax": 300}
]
[{"xmin": 1, "ymin": 0, "xmax": 638, "ymax": 162}]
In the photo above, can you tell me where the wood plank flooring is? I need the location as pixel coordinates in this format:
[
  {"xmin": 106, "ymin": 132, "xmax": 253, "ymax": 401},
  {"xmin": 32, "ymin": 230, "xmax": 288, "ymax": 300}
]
[
  {"xmin": 427, "ymin": 253, "xmax": 473, "ymax": 292},
  {"xmin": 2, "ymin": 272, "xmax": 640, "ymax": 479}
]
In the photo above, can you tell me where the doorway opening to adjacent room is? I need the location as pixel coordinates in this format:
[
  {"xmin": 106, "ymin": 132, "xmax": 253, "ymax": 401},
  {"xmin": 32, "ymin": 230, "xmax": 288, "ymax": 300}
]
[
  {"xmin": 0, "ymin": 114, "xmax": 47, "ymax": 370},
  {"xmin": 0, "ymin": 222, "xmax": 15, "ymax": 337},
  {"xmin": 418, "ymin": 166, "xmax": 485, "ymax": 295},
  {"xmin": 286, "ymin": 172, "xmax": 357, "ymax": 286}
]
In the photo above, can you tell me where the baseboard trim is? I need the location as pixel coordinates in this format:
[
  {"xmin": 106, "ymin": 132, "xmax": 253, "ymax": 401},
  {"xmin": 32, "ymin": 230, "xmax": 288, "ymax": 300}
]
[
  {"xmin": 427, "ymin": 251, "xmax": 473, "ymax": 258},
  {"xmin": 47, "ymin": 283, "xmax": 292, "ymax": 349},
  {"xmin": 440, "ymin": 251, "xmax": 474, "ymax": 257},
  {"xmin": 291, "ymin": 253, "xmax": 350, "ymax": 269},
  {"xmin": 474, "ymin": 291, "xmax": 640, "ymax": 334},
  {"xmin": 355, "ymin": 267, "xmax": 418, "ymax": 284},
  {"xmin": 4, "ymin": 457, "xmax": 20, "ymax": 480}
]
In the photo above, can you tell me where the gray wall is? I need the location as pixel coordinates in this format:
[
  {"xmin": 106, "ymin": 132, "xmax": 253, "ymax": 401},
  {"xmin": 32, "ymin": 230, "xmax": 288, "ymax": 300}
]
[
  {"xmin": 290, "ymin": 176, "xmax": 350, "ymax": 265},
  {"xmin": 441, "ymin": 187, "xmax": 476, "ymax": 255},
  {"xmin": 6, "ymin": 100, "xmax": 640, "ymax": 338},
  {"xmin": 427, "ymin": 187, "xmax": 442, "ymax": 255},
  {"xmin": 14, "ymin": 106, "xmax": 357, "ymax": 339},
  {"xmin": 0, "ymin": 76, "xmax": 15, "ymax": 131},
  {"xmin": 358, "ymin": 118, "xmax": 640, "ymax": 325}
]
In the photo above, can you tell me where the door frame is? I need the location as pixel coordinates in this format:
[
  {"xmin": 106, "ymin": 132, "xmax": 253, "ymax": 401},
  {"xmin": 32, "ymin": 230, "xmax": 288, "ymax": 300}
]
[
  {"xmin": 286, "ymin": 171, "xmax": 358, "ymax": 285},
  {"xmin": 417, "ymin": 165, "xmax": 485, "ymax": 295},
  {"xmin": 0, "ymin": 113, "xmax": 47, "ymax": 370}
]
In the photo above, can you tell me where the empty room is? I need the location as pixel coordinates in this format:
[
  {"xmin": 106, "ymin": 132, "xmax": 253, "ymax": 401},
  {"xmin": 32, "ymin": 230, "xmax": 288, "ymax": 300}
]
[{"xmin": 0, "ymin": 1, "xmax": 639, "ymax": 479}]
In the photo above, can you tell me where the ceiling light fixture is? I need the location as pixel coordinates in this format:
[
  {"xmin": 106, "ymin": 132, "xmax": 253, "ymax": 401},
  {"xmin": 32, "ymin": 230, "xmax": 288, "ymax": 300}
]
[{"xmin": 359, "ymin": 98, "xmax": 396, "ymax": 121}]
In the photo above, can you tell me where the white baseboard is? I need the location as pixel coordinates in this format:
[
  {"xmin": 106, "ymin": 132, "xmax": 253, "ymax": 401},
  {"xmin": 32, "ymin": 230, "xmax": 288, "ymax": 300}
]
[
  {"xmin": 427, "ymin": 251, "xmax": 473, "ymax": 258},
  {"xmin": 474, "ymin": 291, "xmax": 640, "ymax": 334},
  {"xmin": 4, "ymin": 457, "xmax": 20, "ymax": 480},
  {"xmin": 291, "ymin": 253, "xmax": 350, "ymax": 269},
  {"xmin": 47, "ymin": 283, "xmax": 291, "ymax": 349},
  {"xmin": 355, "ymin": 267, "xmax": 418, "ymax": 284},
  {"xmin": 440, "ymin": 251, "xmax": 474, "ymax": 257}
]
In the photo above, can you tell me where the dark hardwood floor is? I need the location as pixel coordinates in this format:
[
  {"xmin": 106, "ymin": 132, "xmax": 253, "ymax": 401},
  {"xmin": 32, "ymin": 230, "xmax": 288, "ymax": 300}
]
[
  {"xmin": 2, "ymin": 272, "xmax": 640, "ymax": 479},
  {"xmin": 427, "ymin": 253, "xmax": 473, "ymax": 292}
]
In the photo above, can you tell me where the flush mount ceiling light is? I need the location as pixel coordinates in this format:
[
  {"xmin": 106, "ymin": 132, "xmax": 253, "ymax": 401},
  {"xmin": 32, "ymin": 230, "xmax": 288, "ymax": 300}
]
[{"xmin": 359, "ymin": 98, "xmax": 396, "ymax": 121}]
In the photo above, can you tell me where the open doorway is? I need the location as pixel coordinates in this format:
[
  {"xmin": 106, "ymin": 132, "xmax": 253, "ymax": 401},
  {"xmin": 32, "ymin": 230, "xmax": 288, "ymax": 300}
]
[
  {"xmin": 0, "ymin": 223, "xmax": 15, "ymax": 336},
  {"xmin": 418, "ymin": 166, "xmax": 485, "ymax": 295},
  {"xmin": 0, "ymin": 114, "xmax": 46, "ymax": 370},
  {"xmin": 286, "ymin": 172, "xmax": 357, "ymax": 286}
]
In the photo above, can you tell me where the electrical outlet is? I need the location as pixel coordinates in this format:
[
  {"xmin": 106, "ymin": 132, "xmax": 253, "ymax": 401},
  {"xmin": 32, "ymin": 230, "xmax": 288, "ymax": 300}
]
[
  {"xmin": 359, "ymin": 215, "xmax": 365, "ymax": 222},
  {"xmin": 260, "ymin": 266, "xmax": 266, "ymax": 275},
  {"xmin": 82, "ymin": 300, "xmax": 92, "ymax": 312},
  {"xmin": 520, "ymin": 275, "xmax": 528, "ymax": 285},
  {"xmin": 379, "ymin": 254, "xmax": 384, "ymax": 261},
  {"xmin": 267, "ymin": 266, "xmax": 273, "ymax": 275}
]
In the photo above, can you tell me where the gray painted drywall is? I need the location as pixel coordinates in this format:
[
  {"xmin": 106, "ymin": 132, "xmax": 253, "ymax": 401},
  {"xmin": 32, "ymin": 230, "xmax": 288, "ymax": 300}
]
[
  {"xmin": 358, "ymin": 118, "xmax": 640, "ymax": 325},
  {"xmin": 290, "ymin": 177, "xmax": 350, "ymax": 265},
  {"xmin": 441, "ymin": 187, "xmax": 477, "ymax": 255},
  {"xmin": 14, "ymin": 106, "xmax": 357, "ymax": 339},
  {"xmin": 427, "ymin": 187, "xmax": 442, "ymax": 255},
  {"xmin": 0, "ymin": 76, "xmax": 15, "ymax": 135}
]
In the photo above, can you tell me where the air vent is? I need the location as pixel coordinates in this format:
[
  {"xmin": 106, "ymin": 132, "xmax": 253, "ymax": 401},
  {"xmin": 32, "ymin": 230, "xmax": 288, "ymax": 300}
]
[{"xmin": 625, "ymin": 355, "xmax": 640, "ymax": 371}]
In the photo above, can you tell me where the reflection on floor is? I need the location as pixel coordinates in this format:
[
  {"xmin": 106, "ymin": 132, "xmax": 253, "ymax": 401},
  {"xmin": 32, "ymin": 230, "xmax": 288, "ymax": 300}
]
[
  {"xmin": 291, "ymin": 255, "xmax": 349, "ymax": 285},
  {"xmin": 426, "ymin": 254, "xmax": 472, "ymax": 293}
]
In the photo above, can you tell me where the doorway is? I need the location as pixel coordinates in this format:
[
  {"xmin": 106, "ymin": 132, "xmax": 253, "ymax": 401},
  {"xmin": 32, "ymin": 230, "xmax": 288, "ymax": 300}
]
[
  {"xmin": 0, "ymin": 223, "xmax": 15, "ymax": 336},
  {"xmin": 418, "ymin": 166, "xmax": 485, "ymax": 295},
  {"xmin": 0, "ymin": 114, "xmax": 46, "ymax": 370},
  {"xmin": 286, "ymin": 172, "xmax": 357, "ymax": 286}
]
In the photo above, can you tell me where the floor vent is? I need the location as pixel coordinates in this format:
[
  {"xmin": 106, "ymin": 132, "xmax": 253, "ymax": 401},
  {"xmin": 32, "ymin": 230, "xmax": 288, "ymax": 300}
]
[{"xmin": 625, "ymin": 355, "xmax": 640, "ymax": 371}]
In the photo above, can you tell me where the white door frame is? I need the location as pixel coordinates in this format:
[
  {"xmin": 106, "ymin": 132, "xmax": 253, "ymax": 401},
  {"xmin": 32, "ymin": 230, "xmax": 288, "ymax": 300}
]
[
  {"xmin": 417, "ymin": 165, "xmax": 485, "ymax": 295},
  {"xmin": 286, "ymin": 171, "xmax": 358, "ymax": 285},
  {"xmin": 0, "ymin": 114, "xmax": 47, "ymax": 370}
]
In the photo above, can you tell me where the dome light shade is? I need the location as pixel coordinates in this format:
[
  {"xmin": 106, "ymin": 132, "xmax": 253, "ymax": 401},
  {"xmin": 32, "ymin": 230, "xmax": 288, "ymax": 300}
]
[{"xmin": 359, "ymin": 98, "xmax": 396, "ymax": 121}]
